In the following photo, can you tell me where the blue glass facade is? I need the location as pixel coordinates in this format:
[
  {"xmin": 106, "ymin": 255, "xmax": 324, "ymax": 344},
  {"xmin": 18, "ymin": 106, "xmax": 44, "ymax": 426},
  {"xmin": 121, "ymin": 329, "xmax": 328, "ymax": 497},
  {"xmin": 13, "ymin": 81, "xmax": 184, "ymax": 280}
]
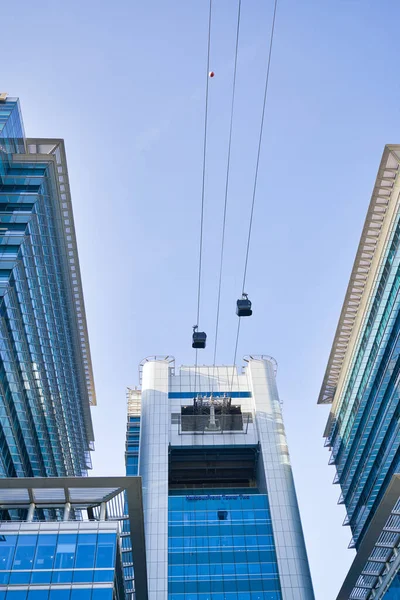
[
  {"xmin": 383, "ymin": 574, "xmax": 400, "ymax": 599},
  {"xmin": 0, "ymin": 98, "xmax": 94, "ymax": 479},
  {"xmin": 168, "ymin": 491, "xmax": 281, "ymax": 600},
  {"xmin": 123, "ymin": 395, "xmax": 141, "ymax": 598},
  {"xmin": 125, "ymin": 416, "xmax": 140, "ymax": 477},
  {"xmin": 318, "ymin": 148, "xmax": 400, "ymax": 598},
  {"xmin": 136, "ymin": 359, "xmax": 314, "ymax": 599},
  {"xmin": 325, "ymin": 207, "xmax": 400, "ymax": 547},
  {"xmin": 0, "ymin": 525, "xmax": 123, "ymax": 600}
]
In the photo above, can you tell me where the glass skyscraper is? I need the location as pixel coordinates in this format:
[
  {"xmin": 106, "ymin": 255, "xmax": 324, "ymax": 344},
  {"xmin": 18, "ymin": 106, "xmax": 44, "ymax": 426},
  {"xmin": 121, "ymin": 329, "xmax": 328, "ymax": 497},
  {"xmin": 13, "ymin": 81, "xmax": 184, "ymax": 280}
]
[
  {"xmin": 126, "ymin": 389, "xmax": 141, "ymax": 478},
  {"xmin": 130, "ymin": 354, "xmax": 315, "ymax": 600},
  {"xmin": 319, "ymin": 145, "xmax": 400, "ymax": 599},
  {"xmin": 0, "ymin": 96, "xmax": 95, "ymax": 478},
  {"xmin": 123, "ymin": 389, "xmax": 142, "ymax": 599},
  {"xmin": 0, "ymin": 95, "xmax": 148, "ymax": 600}
]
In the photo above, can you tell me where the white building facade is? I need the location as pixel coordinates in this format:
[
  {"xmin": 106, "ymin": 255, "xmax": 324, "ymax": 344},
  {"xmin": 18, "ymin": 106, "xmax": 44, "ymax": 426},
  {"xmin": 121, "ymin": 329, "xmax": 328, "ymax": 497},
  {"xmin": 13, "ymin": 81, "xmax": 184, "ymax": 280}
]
[{"xmin": 137, "ymin": 355, "xmax": 314, "ymax": 600}]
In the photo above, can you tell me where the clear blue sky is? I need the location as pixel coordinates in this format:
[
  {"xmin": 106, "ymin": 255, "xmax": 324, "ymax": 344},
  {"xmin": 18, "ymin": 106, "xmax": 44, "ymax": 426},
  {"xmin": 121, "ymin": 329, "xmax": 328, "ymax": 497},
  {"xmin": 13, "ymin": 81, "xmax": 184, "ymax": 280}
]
[{"xmin": 3, "ymin": 0, "xmax": 400, "ymax": 597}]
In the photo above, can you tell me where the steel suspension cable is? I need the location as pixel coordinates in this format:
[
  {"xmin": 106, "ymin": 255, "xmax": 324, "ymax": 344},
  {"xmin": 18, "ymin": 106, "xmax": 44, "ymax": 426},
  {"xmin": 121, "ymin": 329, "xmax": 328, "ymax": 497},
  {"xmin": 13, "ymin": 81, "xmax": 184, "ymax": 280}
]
[
  {"xmin": 230, "ymin": 318, "xmax": 241, "ymax": 394},
  {"xmin": 212, "ymin": 0, "xmax": 242, "ymax": 376},
  {"xmin": 195, "ymin": 0, "xmax": 213, "ymax": 328},
  {"xmin": 231, "ymin": 0, "xmax": 279, "ymax": 389},
  {"xmin": 194, "ymin": 0, "xmax": 213, "ymax": 395},
  {"xmin": 241, "ymin": 0, "xmax": 278, "ymax": 295}
]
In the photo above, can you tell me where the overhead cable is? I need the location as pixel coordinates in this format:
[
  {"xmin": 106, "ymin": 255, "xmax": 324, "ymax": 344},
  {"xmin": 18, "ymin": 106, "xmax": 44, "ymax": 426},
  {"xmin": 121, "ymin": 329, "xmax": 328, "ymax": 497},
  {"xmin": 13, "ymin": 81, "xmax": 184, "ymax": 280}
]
[
  {"xmin": 195, "ymin": 0, "xmax": 213, "ymax": 328},
  {"xmin": 241, "ymin": 0, "xmax": 279, "ymax": 294},
  {"xmin": 232, "ymin": 0, "xmax": 279, "ymax": 385},
  {"xmin": 213, "ymin": 0, "xmax": 242, "ymax": 372},
  {"xmin": 194, "ymin": 0, "xmax": 213, "ymax": 394}
]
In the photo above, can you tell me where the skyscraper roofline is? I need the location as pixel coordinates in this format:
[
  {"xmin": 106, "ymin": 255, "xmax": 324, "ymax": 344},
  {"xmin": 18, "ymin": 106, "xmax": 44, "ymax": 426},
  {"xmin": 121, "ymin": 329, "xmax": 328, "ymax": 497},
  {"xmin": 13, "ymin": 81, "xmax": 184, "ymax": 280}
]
[
  {"xmin": 23, "ymin": 138, "xmax": 96, "ymax": 414},
  {"xmin": 318, "ymin": 144, "xmax": 400, "ymax": 406}
]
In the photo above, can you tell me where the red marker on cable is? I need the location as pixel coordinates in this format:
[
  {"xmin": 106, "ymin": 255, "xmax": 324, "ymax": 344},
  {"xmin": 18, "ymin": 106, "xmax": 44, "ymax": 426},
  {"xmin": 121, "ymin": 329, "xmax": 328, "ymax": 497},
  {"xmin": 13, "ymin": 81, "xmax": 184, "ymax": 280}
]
[{"xmin": 209, "ymin": 71, "xmax": 215, "ymax": 78}]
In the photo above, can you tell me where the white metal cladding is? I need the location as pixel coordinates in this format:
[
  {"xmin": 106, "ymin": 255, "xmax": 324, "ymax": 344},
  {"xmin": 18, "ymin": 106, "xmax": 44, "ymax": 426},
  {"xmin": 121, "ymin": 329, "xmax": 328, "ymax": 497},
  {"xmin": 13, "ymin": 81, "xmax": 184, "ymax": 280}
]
[
  {"xmin": 0, "ymin": 520, "xmax": 119, "ymax": 534},
  {"xmin": 138, "ymin": 356, "xmax": 315, "ymax": 600},
  {"xmin": 127, "ymin": 388, "xmax": 142, "ymax": 416},
  {"xmin": 0, "ymin": 477, "xmax": 135, "ymax": 509},
  {"xmin": 139, "ymin": 359, "xmax": 170, "ymax": 600},
  {"xmin": 247, "ymin": 358, "xmax": 315, "ymax": 600},
  {"xmin": 318, "ymin": 145, "xmax": 400, "ymax": 406}
]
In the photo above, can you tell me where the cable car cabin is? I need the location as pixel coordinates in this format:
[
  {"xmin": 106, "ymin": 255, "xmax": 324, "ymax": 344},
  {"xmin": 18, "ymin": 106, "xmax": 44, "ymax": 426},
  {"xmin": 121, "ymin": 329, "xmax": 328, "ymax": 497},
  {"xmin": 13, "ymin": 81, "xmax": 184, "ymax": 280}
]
[
  {"xmin": 236, "ymin": 294, "xmax": 252, "ymax": 317},
  {"xmin": 192, "ymin": 329, "xmax": 207, "ymax": 349}
]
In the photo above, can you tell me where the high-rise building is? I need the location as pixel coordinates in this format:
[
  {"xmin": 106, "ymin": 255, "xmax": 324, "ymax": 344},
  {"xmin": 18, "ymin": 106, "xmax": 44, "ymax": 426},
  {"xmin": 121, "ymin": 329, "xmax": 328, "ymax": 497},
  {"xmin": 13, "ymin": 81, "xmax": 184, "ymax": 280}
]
[
  {"xmin": 318, "ymin": 145, "xmax": 400, "ymax": 599},
  {"xmin": 0, "ymin": 95, "xmax": 95, "ymax": 478},
  {"xmin": 0, "ymin": 96, "xmax": 148, "ymax": 600},
  {"xmin": 130, "ymin": 354, "xmax": 314, "ymax": 600},
  {"xmin": 0, "ymin": 476, "xmax": 148, "ymax": 600},
  {"xmin": 126, "ymin": 389, "xmax": 141, "ymax": 478},
  {"xmin": 123, "ymin": 389, "xmax": 142, "ymax": 599}
]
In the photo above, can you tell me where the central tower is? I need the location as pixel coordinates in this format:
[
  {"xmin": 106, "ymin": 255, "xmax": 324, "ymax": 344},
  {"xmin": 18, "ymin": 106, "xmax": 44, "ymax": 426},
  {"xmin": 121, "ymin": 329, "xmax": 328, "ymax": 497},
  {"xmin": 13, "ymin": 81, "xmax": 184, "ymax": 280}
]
[{"xmin": 134, "ymin": 355, "xmax": 314, "ymax": 600}]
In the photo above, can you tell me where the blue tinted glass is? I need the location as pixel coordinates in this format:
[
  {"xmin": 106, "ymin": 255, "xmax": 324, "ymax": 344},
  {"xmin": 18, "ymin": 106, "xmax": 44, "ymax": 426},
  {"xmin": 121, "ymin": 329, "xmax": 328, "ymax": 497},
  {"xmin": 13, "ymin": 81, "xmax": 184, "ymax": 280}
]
[
  {"xmin": 27, "ymin": 590, "xmax": 49, "ymax": 600},
  {"xmin": 0, "ymin": 535, "xmax": 17, "ymax": 570},
  {"xmin": 167, "ymin": 493, "xmax": 281, "ymax": 599},
  {"xmin": 9, "ymin": 571, "xmax": 30, "ymax": 584},
  {"xmin": 13, "ymin": 535, "xmax": 37, "ymax": 569},
  {"xmin": 73, "ymin": 570, "xmax": 94, "ymax": 583},
  {"xmin": 34, "ymin": 534, "xmax": 57, "ymax": 569},
  {"xmin": 95, "ymin": 534, "xmax": 116, "ymax": 568},
  {"xmin": 91, "ymin": 590, "xmax": 112, "ymax": 600},
  {"xmin": 49, "ymin": 590, "xmax": 70, "ymax": 600},
  {"xmin": 6, "ymin": 592, "xmax": 27, "ymax": 600},
  {"xmin": 52, "ymin": 570, "xmax": 73, "ymax": 583},
  {"xmin": 75, "ymin": 534, "xmax": 96, "ymax": 568},
  {"xmin": 31, "ymin": 571, "xmax": 52, "ymax": 584},
  {"xmin": 384, "ymin": 573, "xmax": 400, "ymax": 598},
  {"xmin": 251, "ymin": 496, "xmax": 266, "ymax": 508},
  {"xmin": 260, "ymin": 563, "xmax": 276, "ymax": 574},
  {"xmin": 70, "ymin": 590, "xmax": 91, "ymax": 600},
  {"xmin": 54, "ymin": 534, "xmax": 76, "ymax": 569},
  {"xmin": 93, "ymin": 569, "xmax": 114, "ymax": 583}
]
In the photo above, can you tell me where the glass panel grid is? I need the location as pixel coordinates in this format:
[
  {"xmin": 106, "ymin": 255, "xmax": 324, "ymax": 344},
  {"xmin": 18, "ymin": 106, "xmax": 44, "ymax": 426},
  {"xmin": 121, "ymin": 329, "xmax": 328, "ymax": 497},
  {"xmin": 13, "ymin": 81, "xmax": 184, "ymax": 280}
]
[
  {"xmin": 168, "ymin": 492, "xmax": 282, "ymax": 600},
  {"xmin": 0, "ymin": 530, "xmax": 117, "ymax": 590}
]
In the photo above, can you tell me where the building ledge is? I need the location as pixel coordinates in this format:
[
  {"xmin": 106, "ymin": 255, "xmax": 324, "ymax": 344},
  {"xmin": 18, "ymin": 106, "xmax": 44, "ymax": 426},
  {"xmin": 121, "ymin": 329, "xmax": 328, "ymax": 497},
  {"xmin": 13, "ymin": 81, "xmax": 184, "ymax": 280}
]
[{"xmin": 318, "ymin": 145, "xmax": 400, "ymax": 405}]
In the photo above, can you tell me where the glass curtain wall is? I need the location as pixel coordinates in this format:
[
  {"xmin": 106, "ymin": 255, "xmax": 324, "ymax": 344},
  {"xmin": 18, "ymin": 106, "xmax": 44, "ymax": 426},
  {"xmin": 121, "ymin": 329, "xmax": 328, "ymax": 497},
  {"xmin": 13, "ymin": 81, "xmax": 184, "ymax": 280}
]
[
  {"xmin": 168, "ymin": 490, "xmax": 281, "ymax": 600},
  {"xmin": 0, "ymin": 99, "xmax": 93, "ymax": 479},
  {"xmin": 0, "ymin": 529, "xmax": 122, "ymax": 600},
  {"xmin": 122, "ymin": 412, "xmax": 141, "ymax": 596}
]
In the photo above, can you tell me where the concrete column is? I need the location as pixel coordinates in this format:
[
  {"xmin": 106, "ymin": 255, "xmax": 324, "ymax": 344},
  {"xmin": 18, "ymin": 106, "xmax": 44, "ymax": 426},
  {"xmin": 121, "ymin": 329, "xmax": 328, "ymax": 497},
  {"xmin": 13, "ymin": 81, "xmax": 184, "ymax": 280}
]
[
  {"xmin": 63, "ymin": 502, "xmax": 71, "ymax": 521},
  {"xmin": 140, "ymin": 359, "xmax": 170, "ymax": 600},
  {"xmin": 26, "ymin": 502, "xmax": 35, "ymax": 522},
  {"xmin": 99, "ymin": 502, "xmax": 106, "ymax": 521}
]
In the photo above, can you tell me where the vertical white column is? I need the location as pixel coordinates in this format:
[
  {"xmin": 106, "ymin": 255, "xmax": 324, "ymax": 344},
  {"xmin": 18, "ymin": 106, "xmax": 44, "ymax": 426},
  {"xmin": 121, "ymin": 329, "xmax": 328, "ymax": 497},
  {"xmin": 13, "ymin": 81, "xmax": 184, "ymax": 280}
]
[
  {"xmin": 248, "ymin": 358, "xmax": 315, "ymax": 600},
  {"xmin": 140, "ymin": 359, "xmax": 170, "ymax": 600}
]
